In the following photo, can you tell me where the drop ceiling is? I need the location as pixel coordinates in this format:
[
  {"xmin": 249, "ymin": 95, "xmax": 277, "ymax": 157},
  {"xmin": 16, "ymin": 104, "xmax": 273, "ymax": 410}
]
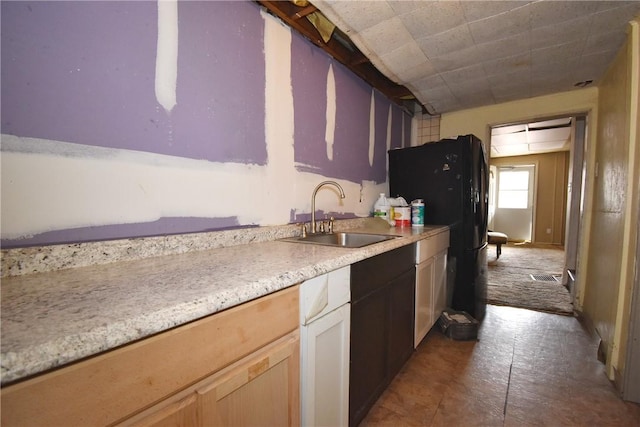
[
  {"xmin": 308, "ymin": 0, "xmax": 640, "ymax": 115},
  {"xmin": 491, "ymin": 117, "xmax": 572, "ymax": 157}
]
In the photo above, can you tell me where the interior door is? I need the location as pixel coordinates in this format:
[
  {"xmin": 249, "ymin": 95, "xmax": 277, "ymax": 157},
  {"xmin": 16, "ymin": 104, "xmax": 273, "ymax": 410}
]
[{"xmin": 493, "ymin": 165, "xmax": 535, "ymax": 242}]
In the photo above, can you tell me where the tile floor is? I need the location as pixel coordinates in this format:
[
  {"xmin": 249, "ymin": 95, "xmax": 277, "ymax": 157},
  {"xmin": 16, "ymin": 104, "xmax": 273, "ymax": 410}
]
[{"xmin": 361, "ymin": 305, "xmax": 640, "ymax": 426}]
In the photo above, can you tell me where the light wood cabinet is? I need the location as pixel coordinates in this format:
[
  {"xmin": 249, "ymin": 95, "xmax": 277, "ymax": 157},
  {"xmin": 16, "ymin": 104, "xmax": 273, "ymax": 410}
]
[
  {"xmin": 1, "ymin": 286, "xmax": 299, "ymax": 427},
  {"xmin": 198, "ymin": 332, "xmax": 298, "ymax": 426},
  {"xmin": 125, "ymin": 331, "xmax": 299, "ymax": 427},
  {"xmin": 127, "ymin": 394, "xmax": 199, "ymax": 427}
]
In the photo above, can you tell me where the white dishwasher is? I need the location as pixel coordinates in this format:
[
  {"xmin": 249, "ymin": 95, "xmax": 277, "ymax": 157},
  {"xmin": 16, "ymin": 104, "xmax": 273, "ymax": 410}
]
[
  {"xmin": 299, "ymin": 265, "xmax": 350, "ymax": 427},
  {"xmin": 414, "ymin": 230, "xmax": 450, "ymax": 347}
]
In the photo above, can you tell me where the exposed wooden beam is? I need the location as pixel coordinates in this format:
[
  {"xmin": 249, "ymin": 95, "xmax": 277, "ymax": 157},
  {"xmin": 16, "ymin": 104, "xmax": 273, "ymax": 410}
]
[
  {"xmin": 293, "ymin": 5, "xmax": 317, "ymax": 20},
  {"xmin": 256, "ymin": 1, "xmax": 421, "ymax": 111}
]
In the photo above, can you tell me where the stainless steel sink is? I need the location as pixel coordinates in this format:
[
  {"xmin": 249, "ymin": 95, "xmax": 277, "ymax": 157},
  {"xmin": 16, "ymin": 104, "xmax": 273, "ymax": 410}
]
[{"xmin": 282, "ymin": 232, "xmax": 398, "ymax": 248}]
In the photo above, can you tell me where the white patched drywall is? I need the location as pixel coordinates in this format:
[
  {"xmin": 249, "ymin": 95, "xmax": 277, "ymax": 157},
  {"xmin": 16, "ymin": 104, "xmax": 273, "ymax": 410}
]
[{"xmin": 0, "ymin": 11, "xmax": 390, "ymax": 241}]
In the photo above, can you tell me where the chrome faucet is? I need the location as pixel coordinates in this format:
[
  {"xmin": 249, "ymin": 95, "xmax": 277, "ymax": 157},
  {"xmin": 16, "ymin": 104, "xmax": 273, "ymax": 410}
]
[{"xmin": 311, "ymin": 181, "xmax": 345, "ymax": 234}]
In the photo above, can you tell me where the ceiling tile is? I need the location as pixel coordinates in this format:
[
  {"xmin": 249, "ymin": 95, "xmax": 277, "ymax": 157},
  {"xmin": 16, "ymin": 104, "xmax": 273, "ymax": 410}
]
[
  {"xmin": 325, "ymin": 1, "xmax": 396, "ymax": 33},
  {"xmin": 489, "ymin": 81, "xmax": 531, "ymax": 103},
  {"xmin": 412, "ymin": 74, "xmax": 447, "ymax": 92},
  {"xmin": 418, "ymin": 83, "xmax": 453, "ymax": 97},
  {"xmin": 531, "ymin": 40, "xmax": 584, "ymax": 65},
  {"xmin": 448, "ymin": 78, "xmax": 493, "ymax": 101},
  {"xmin": 399, "ymin": 0, "xmax": 466, "ymax": 39},
  {"xmin": 417, "ymin": 85, "xmax": 455, "ymax": 106},
  {"xmin": 584, "ymin": 30, "xmax": 627, "ymax": 54},
  {"xmin": 482, "ymin": 52, "xmax": 531, "ymax": 77},
  {"xmin": 530, "ymin": 15, "xmax": 592, "ymax": 50},
  {"xmin": 493, "ymin": 145, "xmax": 530, "ymax": 156},
  {"xmin": 473, "ymin": 33, "xmax": 531, "ymax": 63},
  {"xmin": 429, "ymin": 44, "xmax": 488, "ymax": 72},
  {"xmin": 441, "ymin": 63, "xmax": 486, "ymax": 86},
  {"xmin": 529, "ymin": 0, "xmax": 599, "ymax": 29},
  {"xmin": 596, "ymin": 1, "xmax": 640, "ymax": 13},
  {"xmin": 488, "ymin": 69, "xmax": 530, "ymax": 87},
  {"xmin": 587, "ymin": 3, "xmax": 640, "ymax": 34},
  {"xmin": 492, "ymin": 133, "xmax": 527, "ymax": 146},
  {"xmin": 429, "ymin": 98, "xmax": 462, "ymax": 113},
  {"xmin": 467, "ymin": 5, "xmax": 531, "ymax": 44},
  {"xmin": 356, "ymin": 16, "xmax": 414, "ymax": 56},
  {"xmin": 461, "ymin": 0, "xmax": 532, "ymax": 22},
  {"xmin": 529, "ymin": 141, "xmax": 569, "ymax": 152},
  {"xmin": 529, "ymin": 72, "xmax": 577, "ymax": 95},
  {"xmin": 527, "ymin": 128, "xmax": 570, "ymax": 143},
  {"xmin": 388, "ymin": 0, "xmax": 423, "ymax": 16},
  {"xmin": 529, "ymin": 118, "xmax": 571, "ymax": 128},
  {"xmin": 531, "ymin": 57, "xmax": 581, "ymax": 76},
  {"xmin": 380, "ymin": 42, "xmax": 429, "ymax": 77},
  {"xmin": 416, "ymin": 24, "xmax": 475, "ymax": 58},
  {"xmin": 492, "ymin": 124, "xmax": 527, "ymax": 135},
  {"xmin": 393, "ymin": 58, "xmax": 437, "ymax": 82}
]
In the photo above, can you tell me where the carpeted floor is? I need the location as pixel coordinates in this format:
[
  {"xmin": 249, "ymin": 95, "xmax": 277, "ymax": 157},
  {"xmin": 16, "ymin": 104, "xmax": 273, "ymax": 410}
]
[{"xmin": 486, "ymin": 242, "xmax": 574, "ymax": 315}]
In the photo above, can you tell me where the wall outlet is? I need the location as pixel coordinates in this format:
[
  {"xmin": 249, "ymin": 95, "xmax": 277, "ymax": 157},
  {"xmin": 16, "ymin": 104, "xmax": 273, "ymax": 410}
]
[{"xmin": 546, "ymin": 228, "xmax": 552, "ymax": 234}]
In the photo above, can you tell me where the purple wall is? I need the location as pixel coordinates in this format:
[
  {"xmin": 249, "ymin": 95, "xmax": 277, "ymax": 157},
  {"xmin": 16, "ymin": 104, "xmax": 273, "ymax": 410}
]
[
  {"xmin": 291, "ymin": 33, "xmax": 403, "ymax": 184},
  {"xmin": 1, "ymin": 0, "xmax": 412, "ymax": 248},
  {"xmin": 1, "ymin": 1, "xmax": 266, "ymax": 164}
]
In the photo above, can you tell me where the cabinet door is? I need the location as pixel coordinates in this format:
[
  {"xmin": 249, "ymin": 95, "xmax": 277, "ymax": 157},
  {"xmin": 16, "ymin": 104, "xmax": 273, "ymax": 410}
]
[
  {"xmin": 197, "ymin": 331, "xmax": 300, "ymax": 427},
  {"xmin": 301, "ymin": 304, "xmax": 350, "ymax": 427},
  {"xmin": 349, "ymin": 287, "xmax": 388, "ymax": 427},
  {"xmin": 432, "ymin": 251, "xmax": 448, "ymax": 318},
  {"xmin": 415, "ymin": 258, "xmax": 435, "ymax": 347},
  {"xmin": 127, "ymin": 395, "xmax": 198, "ymax": 427},
  {"xmin": 388, "ymin": 268, "xmax": 416, "ymax": 378}
]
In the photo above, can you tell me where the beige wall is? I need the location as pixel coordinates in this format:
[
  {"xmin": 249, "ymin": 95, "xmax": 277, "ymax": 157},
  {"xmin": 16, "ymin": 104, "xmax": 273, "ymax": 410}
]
[
  {"xmin": 491, "ymin": 152, "xmax": 569, "ymax": 245},
  {"xmin": 584, "ymin": 20, "xmax": 640, "ymax": 383}
]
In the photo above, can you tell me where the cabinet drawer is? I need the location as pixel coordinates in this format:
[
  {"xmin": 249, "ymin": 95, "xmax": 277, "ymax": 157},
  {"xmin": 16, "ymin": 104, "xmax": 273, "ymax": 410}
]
[
  {"xmin": 351, "ymin": 245, "xmax": 414, "ymax": 302},
  {"xmin": 300, "ymin": 265, "xmax": 350, "ymax": 325},
  {"xmin": 415, "ymin": 230, "xmax": 450, "ymax": 264}
]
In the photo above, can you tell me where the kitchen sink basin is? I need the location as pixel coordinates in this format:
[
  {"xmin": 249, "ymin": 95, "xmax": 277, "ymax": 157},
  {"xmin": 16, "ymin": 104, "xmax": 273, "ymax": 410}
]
[{"xmin": 282, "ymin": 232, "xmax": 398, "ymax": 248}]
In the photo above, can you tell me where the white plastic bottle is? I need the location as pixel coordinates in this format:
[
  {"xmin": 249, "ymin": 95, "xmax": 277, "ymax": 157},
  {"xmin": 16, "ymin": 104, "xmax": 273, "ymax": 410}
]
[{"xmin": 373, "ymin": 193, "xmax": 390, "ymax": 221}]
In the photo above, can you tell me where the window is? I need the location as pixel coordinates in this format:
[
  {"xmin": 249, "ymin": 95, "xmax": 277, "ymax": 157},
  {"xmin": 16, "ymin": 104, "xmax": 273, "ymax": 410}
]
[{"xmin": 498, "ymin": 169, "xmax": 530, "ymax": 209}]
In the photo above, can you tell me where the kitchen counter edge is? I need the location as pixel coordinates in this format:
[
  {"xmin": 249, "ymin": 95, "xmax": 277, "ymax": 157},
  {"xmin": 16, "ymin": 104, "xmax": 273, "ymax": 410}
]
[{"xmin": 0, "ymin": 223, "xmax": 448, "ymax": 385}]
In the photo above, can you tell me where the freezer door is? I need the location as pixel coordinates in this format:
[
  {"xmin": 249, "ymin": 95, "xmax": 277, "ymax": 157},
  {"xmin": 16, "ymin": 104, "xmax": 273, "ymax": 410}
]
[
  {"xmin": 451, "ymin": 242, "xmax": 488, "ymax": 320},
  {"xmin": 470, "ymin": 136, "xmax": 489, "ymax": 247}
]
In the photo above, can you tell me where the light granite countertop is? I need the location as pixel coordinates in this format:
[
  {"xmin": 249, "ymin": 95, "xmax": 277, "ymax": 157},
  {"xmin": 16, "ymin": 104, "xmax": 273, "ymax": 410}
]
[{"xmin": 1, "ymin": 220, "xmax": 448, "ymax": 385}]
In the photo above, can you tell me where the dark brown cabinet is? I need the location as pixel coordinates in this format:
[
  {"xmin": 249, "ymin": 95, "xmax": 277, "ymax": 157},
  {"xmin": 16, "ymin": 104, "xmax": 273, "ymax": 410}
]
[{"xmin": 349, "ymin": 245, "xmax": 415, "ymax": 426}]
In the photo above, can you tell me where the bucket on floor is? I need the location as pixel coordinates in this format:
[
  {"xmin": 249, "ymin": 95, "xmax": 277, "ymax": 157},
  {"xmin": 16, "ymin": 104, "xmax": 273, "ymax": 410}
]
[{"xmin": 437, "ymin": 309, "xmax": 478, "ymax": 340}]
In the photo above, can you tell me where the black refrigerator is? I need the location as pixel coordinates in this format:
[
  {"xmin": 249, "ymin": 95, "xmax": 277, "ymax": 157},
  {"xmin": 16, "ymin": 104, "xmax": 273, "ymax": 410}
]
[{"xmin": 389, "ymin": 134, "xmax": 489, "ymax": 321}]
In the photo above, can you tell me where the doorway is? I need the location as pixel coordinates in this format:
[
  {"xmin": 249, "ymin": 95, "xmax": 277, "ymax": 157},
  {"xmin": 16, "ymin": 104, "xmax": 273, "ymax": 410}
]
[
  {"xmin": 486, "ymin": 115, "xmax": 583, "ymax": 315},
  {"xmin": 492, "ymin": 164, "xmax": 535, "ymax": 242}
]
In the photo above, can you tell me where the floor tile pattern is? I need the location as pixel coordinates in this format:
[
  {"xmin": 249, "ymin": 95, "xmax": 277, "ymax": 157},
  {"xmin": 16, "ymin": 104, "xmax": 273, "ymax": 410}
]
[{"xmin": 361, "ymin": 305, "xmax": 640, "ymax": 426}]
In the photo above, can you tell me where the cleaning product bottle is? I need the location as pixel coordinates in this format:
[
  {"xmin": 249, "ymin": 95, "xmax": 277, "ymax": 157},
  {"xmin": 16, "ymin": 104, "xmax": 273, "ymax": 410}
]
[{"xmin": 373, "ymin": 193, "xmax": 389, "ymax": 222}]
